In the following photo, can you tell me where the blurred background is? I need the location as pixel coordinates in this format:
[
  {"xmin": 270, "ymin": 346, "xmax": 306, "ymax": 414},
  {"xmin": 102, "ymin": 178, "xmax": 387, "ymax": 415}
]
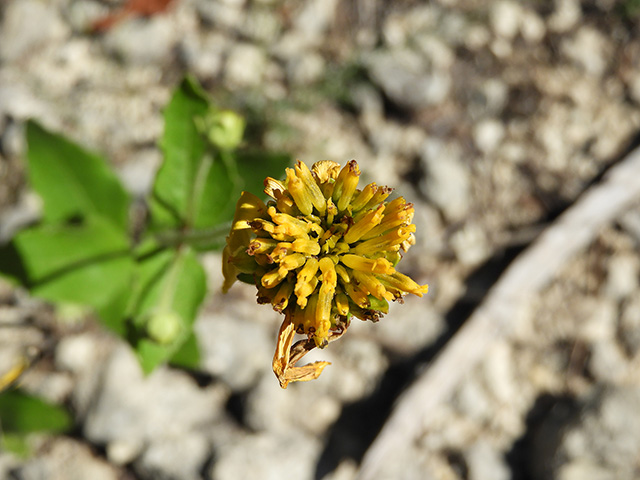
[{"xmin": 1, "ymin": 0, "xmax": 640, "ymax": 479}]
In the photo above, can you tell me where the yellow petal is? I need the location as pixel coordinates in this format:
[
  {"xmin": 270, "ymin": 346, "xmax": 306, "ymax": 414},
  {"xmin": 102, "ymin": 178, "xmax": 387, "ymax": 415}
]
[
  {"xmin": 279, "ymin": 253, "xmax": 307, "ymax": 273},
  {"xmin": 311, "ymin": 160, "xmax": 341, "ymax": 183},
  {"xmin": 247, "ymin": 238, "xmax": 278, "ymax": 255},
  {"xmin": 343, "ymin": 204, "xmax": 385, "ymax": 244},
  {"xmin": 222, "ymin": 245, "xmax": 240, "ymax": 293},
  {"xmin": 340, "ymin": 253, "xmax": 396, "ymax": 274},
  {"xmin": 272, "ymin": 281, "xmax": 295, "ymax": 312},
  {"xmin": 342, "ymin": 280, "xmax": 369, "ymax": 308},
  {"xmin": 295, "ymin": 257, "xmax": 320, "ymax": 306},
  {"xmin": 333, "ymin": 160, "xmax": 361, "ymax": 212},
  {"xmin": 350, "ymin": 182, "xmax": 377, "ymax": 212},
  {"xmin": 376, "ymin": 271, "xmax": 429, "ymax": 297},
  {"xmin": 286, "ymin": 167, "xmax": 314, "ymax": 216},
  {"xmin": 262, "ymin": 268, "xmax": 288, "ymax": 288},
  {"xmin": 361, "ymin": 202, "xmax": 414, "ymax": 240},
  {"xmin": 295, "ymin": 160, "xmax": 326, "ymax": 215},
  {"xmin": 353, "ymin": 186, "xmax": 393, "ymax": 218},
  {"xmin": 352, "ymin": 225, "xmax": 415, "ymax": 255},
  {"xmin": 264, "ymin": 177, "xmax": 286, "ymax": 199},
  {"xmin": 351, "ymin": 269, "xmax": 389, "ymax": 300},
  {"xmin": 291, "ymin": 238, "xmax": 321, "ymax": 255},
  {"xmin": 335, "ymin": 291, "xmax": 350, "ymax": 316}
]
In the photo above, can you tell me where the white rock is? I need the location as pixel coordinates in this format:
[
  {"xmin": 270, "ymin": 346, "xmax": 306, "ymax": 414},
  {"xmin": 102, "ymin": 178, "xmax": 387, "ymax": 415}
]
[
  {"xmin": 450, "ymin": 223, "xmax": 490, "ymax": 267},
  {"xmin": 382, "ymin": 13, "xmax": 410, "ymax": 47},
  {"xmin": 604, "ymin": 253, "xmax": 640, "ymax": 301},
  {"xmin": 136, "ymin": 434, "xmax": 210, "ymax": 480},
  {"xmin": 353, "ymin": 84, "xmax": 384, "ymax": 126},
  {"xmin": 490, "ymin": 37, "xmax": 513, "ymax": 59},
  {"xmin": 466, "ymin": 440, "xmax": 510, "ymax": 480},
  {"xmin": 196, "ymin": 0, "xmax": 245, "ymax": 30},
  {"xmin": 480, "ymin": 79, "xmax": 509, "ymax": 115},
  {"xmin": 548, "ymin": 0, "xmax": 582, "ymax": 33},
  {"xmin": 218, "ymin": 0, "xmax": 246, "ymax": 6},
  {"xmin": 224, "ymin": 43, "xmax": 268, "ymax": 88},
  {"xmin": 179, "ymin": 32, "xmax": 227, "ymax": 79},
  {"xmin": 0, "ymin": 0, "xmax": 69, "ymax": 62},
  {"xmin": 415, "ymin": 35, "xmax": 455, "ymax": 70},
  {"xmin": 520, "ymin": 9, "xmax": 546, "ymax": 43},
  {"xmin": 473, "ymin": 118, "xmax": 505, "ymax": 154},
  {"xmin": 482, "ymin": 342, "xmax": 516, "ymax": 405},
  {"xmin": 200, "ymin": 253, "xmax": 225, "ymax": 296},
  {"xmin": 66, "ymin": 0, "xmax": 109, "ymax": 31},
  {"xmin": 195, "ymin": 308, "xmax": 274, "ymax": 391},
  {"xmin": 374, "ymin": 295, "xmax": 443, "ymax": 355},
  {"xmin": 465, "ymin": 24, "xmax": 491, "ymax": 50},
  {"xmin": 0, "ymin": 452, "xmax": 20, "ymax": 480},
  {"xmin": 557, "ymin": 461, "xmax": 615, "ymax": 480},
  {"xmin": 286, "ymin": 51, "xmax": 326, "ymax": 85},
  {"xmin": 490, "ymin": 1, "xmax": 522, "ymax": 40},
  {"xmin": 245, "ymin": 374, "xmax": 341, "ymax": 434},
  {"xmin": 597, "ymin": 387, "xmax": 640, "ymax": 466},
  {"xmin": 211, "ymin": 432, "xmax": 320, "ymax": 480},
  {"xmin": 242, "ymin": 7, "xmax": 283, "ymax": 43},
  {"xmin": 454, "ymin": 375, "xmax": 493, "ymax": 423},
  {"xmin": 293, "ymin": 0, "xmax": 338, "ymax": 39},
  {"xmin": 620, "ymin": 296, "xmax": 640, "ymax": 356},
  {"xmin": 589, "ymin": 340, "xmax": 629, "ymax": 383},
  {"xmin": 104, "ymin": 16, "xmax": 177, "ymax": 65},
  {"xmin": 579, "ymin": 298, "xmax": 618, "ymax": 342},
  {"xmin": 322, "ymin": 459, "xmax": 358, "ymax": 480},
  {"xmin": 16, "ymin": 437, "xmax": 120, "ymax": 480},
  {"xmin": 271, "ymin": 31, "xmax": 314, "ymax": 61},
  {"xmin": 326, "ymin": 337, "xmax": 388, "ymax": 402},
  {"xmin": 107, "ymin": 439, "xmax": 144, "ymax": 466},
  {"xmin": 55, "ymin": 332, "xmax": 115, "ymax": 417},
  {"xmin": 83, "ymin": 344, "xmax": 228, "ymax": 444},
  {"xmin": 419, "ymin": 139, "xmax": 471, "ymax": 222},
  {"xmin": 561, "ymin": 26, "xmax": 611, "ymax": 77},
  {"xmin": 628, "ymin": 73, "xmax": 640, "ymax": 104},
  {"xmin": 0, "ymin": 191, "xmax": 42, "ymax": 242},
  {"xmin": 555, "ymin": 387, "xmax": 640, "ymax": 479},
  {"xmin": 366, "ymin": 49, "xmax": 451, "ymax": 108},
  {"xmin": 364, "ymin": 440, "xmax": 436, "ymax": 480}
]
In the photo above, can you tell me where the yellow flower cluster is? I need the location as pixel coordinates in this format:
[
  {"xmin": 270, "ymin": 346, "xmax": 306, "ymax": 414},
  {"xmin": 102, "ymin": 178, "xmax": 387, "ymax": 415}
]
[{"xmin": 222, "ymin": 160, "xmax": 428, "ymax": 387}]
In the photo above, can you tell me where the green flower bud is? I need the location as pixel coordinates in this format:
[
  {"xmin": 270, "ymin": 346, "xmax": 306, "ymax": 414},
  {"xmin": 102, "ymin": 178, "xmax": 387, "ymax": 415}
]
[
  {"xmin": 200, "ymin": 109, "xmax": 245, "ymax": 151},
  {"xmin": 146, "ymin": 311, "xmax": 182, "ymax": 344}
]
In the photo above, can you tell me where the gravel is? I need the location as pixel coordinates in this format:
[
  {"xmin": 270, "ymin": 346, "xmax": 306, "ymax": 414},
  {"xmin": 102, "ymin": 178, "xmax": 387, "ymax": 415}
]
[{"xmin": 1, "ymin": 0, "xmax": 640, "ymax": 479}]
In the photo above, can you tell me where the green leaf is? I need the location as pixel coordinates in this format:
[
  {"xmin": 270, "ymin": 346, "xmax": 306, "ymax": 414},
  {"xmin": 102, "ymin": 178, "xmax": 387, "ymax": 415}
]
[
  {"xmin": 0, "ymin": 242, "xmax": 29, "ymax": 286},
  {"xmin": 151, "ymin": 77, "xmax": 210, "ymax": 229},
  {"xmin": 187, "ymin": 149, "xmax": 292, "ymax": 235},
  {"xmin": 2, "ymin": 432, "xmax": 31, "ymax": 458},
  {"xmin": 12, "ymin": 217, "xmax": 134, "ymax": 335},
  {"xmin": 150, "ymin": 76, "xmax": 291, "ymax": 236},
  {"xmin": 169, "ymin": 332, "xmax": 201, "ymax": 370},
  {"xmin": 26, "ymin": 121, "xmax": 130, "ymax": 231},
  {"xmin": 0, "ymin": 390, "xmax": 72, "ymax": 435},
  {"xmin": 131, "ymin": 247, "xmax": 206, "ymax": 373},
  {"xmin": 234, "ymin": 149, "xmax": 291, "ymax": 198},
  {"xmin": 192, "ymin": 151, "xmax": 237, "ymax": 228},
  {"xmin": 13, "ymin": 217, "xmax": 130, "ymax": 282},
  {"xmin": 33, "ymin": 256, "xmax": 134, "ymax": 336}
]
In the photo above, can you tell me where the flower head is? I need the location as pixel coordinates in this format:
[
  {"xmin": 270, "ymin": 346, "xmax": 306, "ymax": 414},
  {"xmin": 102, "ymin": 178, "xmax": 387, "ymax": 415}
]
[{"xmin": 223, "ymin": 160, "xmax": 428, "ymax": 387}]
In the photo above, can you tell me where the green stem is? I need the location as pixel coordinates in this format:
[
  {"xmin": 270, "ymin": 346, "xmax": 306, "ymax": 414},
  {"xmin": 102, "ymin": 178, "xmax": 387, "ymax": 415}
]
[
  {"xmin": 157, "ymin": 246, "xmax": 185, "ymax": 314},
  {"xmin": 186, "ymin": 152, "xmax": 214, "ymax": 228},
  {"xmin": 152, "ymin": 222, "xmax": 232, "ymax": 250}
]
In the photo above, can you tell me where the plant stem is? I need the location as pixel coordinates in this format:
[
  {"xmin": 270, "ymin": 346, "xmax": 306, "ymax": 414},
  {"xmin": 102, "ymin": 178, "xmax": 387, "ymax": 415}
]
[{"xmin": 153, "ymin": 222, "xmax": 232, "ymax": 250}]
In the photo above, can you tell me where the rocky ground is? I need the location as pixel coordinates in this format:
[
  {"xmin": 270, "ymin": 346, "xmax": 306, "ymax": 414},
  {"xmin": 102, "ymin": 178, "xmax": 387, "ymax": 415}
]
[{"xmin": 1, "ymin": 0, "xmax": 640, "ymax": 479}]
